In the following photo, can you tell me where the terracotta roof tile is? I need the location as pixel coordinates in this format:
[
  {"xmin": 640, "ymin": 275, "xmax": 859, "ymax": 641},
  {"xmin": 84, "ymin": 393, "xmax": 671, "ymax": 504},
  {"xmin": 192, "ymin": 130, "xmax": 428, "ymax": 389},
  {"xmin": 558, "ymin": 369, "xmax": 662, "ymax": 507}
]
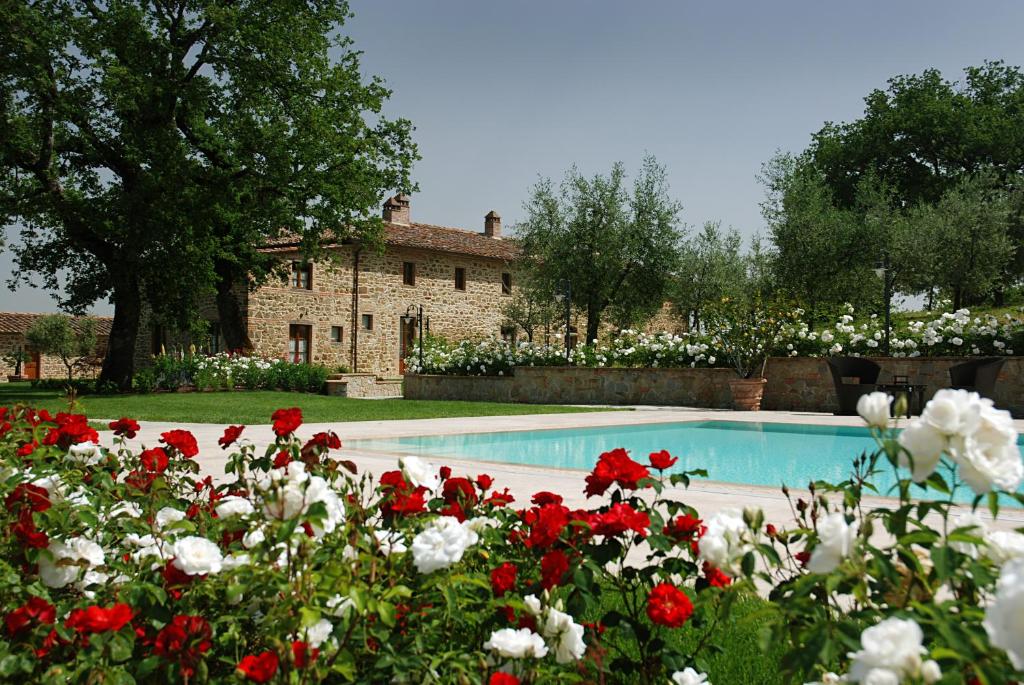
[
  {"xmin": 0, "ymin": 312, "xmax": 113, "ymax": 337},
  {"xmin": 264, "ymin": 221, "xmax": 520, "ymax": 261}
]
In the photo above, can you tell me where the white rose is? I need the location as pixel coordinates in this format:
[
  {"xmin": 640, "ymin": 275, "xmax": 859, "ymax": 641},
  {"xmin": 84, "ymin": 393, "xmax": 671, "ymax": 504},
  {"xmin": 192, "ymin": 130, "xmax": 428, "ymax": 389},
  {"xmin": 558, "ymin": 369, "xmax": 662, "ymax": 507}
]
[
  {"xmin": 523, "ymin": 594, "xmax": 542, "ymax": 616},
  {"xmin": 411, "ymin": 517, "xmax": 478, "ymax": 574},
  {"xmin": 984, "ymin": 557, "xmax": 1024, "ymax": 669},
  {"xmin": 541, "ymin": 607, "xmax": 586, "ymax": 663},
  {"xmin": 857, "ymin": 392, "xmax": 892, "ymax": 429},
  {"xmin": 372, "ymin": 530, "xmax": 407, "ymax": 555},
  {"xmin": 155, "ymin": 507, "xmax": 187, "ymax": 530},
  {"xmin": 921, "ymin": 659, "xmax": 942, "ymax": 684},
  {"xmin": 861, "ymin": 669, "xmax": 899, "ymax": 685},
  {"xmin": 807, "ymin": 512, "xmax": 859, "ymax": 574},
  {"xmin": 985, "ymin": 530, "xmax": 1024, "ymax": 565},
  {"xmin": 66, "ymin": 442, "xmax": 104, "ymax": 465},
  {"xmin": 896, "ymin": 421, "xmax": 946, "ymax": 482},
  {"xmin": 697, "ymin": 509, "xmax": 754, "ymax": 575},
  {"xmin": 242, "ymin": 528, "xmax": 266, "ymax": 548},
  {"xmin": 108, "ymin": 502, "xmax": 143, "ymax": 519},
  {"xmin": 847, "ymin": 617, "xmax": 925, "ymax": 681},
  {"xmin": 954, "ymin": 404, "xmax": 1022, "ymax": 495},
  {"xmin": 215, "ymin": 495, "xmax": 255, "ymax": 518},
  {"xmin": 803, "ymin": 674, "xmax": 841, "ymax": 685},
  {"xmin": 920, "ymin": 389, "xmax": 980, "ymax": 436},
  {"xmin": 671, "ymin": 667, "xmax": 710, "ymax": 684},
  {"xmin": 400, "ymin": 456, "xmax": 440, "ymax": 492},
  {"xmin": 300, "ymin": 618, "xmax": 334, "ymax": 648},
  {"xmin": 483, "ymin": 628, "xmax": 549, "ymax": 659},
  {"xmin": 38, "ymin": 541, "xmax": 81, "ymax": 588},
  {"xmin": 68, "ymin": 537, "xmax": 105, "ymax": 567},
  {"xmin": 327, "ymin": 595, "xmax": 354, "ymax": 617},
  {"xmin": 171, "ymin": 536, "xmax": 224, "ymax": 576}
]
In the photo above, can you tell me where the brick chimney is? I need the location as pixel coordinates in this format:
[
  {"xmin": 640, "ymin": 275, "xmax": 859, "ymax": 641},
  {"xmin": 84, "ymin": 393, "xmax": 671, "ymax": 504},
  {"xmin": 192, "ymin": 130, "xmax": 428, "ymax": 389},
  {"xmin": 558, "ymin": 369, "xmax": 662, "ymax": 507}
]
[
  {"xmin": 383, "ymin": 194, "xmax": 411, "ymax": 225},
  {"xmin": 484, "ymin": 210, "xmax": 502, "ymax": 238}
]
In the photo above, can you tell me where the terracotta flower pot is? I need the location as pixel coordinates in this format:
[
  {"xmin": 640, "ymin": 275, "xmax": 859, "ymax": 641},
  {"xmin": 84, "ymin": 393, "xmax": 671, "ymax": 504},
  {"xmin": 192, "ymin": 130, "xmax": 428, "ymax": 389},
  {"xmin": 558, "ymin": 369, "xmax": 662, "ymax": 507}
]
[{"xmin": 728, "ymin": 377, "xmax": 767, "ymax": 411}]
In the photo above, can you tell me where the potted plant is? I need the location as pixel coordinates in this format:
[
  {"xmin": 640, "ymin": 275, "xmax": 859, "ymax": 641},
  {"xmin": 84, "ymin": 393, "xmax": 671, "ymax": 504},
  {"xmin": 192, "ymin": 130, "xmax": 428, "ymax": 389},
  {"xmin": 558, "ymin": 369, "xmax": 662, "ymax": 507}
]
[
  {"xmin": 2, "ymin": 349, "xmax": 31, "ymax": 382},
  {"xmin": 706, "ymin": 298, "xmax": 795, "ymax": 411}
]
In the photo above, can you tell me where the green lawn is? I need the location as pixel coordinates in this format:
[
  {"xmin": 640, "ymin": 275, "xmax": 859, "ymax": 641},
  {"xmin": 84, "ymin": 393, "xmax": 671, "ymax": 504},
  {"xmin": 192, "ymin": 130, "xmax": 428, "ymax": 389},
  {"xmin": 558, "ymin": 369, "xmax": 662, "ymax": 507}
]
[{"xmin": 0, "ymin": 383, "xmax": 614, "ymax": 425}]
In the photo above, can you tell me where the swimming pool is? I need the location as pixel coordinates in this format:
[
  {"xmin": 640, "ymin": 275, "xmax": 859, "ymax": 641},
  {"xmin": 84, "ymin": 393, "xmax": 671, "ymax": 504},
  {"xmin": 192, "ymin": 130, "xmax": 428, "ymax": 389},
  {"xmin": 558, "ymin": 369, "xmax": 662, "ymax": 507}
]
[{"xmin": 350, "ymin": 420, "xmax": 1024, "ymax": 506}]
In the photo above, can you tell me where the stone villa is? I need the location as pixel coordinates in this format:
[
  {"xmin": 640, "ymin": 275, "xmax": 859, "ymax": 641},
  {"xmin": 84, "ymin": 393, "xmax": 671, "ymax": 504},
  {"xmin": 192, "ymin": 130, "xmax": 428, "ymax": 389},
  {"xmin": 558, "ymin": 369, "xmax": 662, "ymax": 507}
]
[
  {"xmin": 0, "ymin": 313, "xmax": 111, "ymax": 381},
  {"xmin": 144, "ymin": 195, "xmax": 520, "ymax": 378}
]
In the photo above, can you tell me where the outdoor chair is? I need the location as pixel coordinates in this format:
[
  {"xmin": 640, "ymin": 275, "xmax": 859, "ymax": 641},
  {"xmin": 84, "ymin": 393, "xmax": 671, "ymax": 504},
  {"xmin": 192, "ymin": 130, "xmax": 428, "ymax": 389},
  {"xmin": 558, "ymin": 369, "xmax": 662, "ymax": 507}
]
[
  {"xmin": 948, "ymin": 357, "xmax": 1005, "ymax": 400},
  {"xmin": 826, "ymin": 357, "xmax": 882, "ymax": 415}
]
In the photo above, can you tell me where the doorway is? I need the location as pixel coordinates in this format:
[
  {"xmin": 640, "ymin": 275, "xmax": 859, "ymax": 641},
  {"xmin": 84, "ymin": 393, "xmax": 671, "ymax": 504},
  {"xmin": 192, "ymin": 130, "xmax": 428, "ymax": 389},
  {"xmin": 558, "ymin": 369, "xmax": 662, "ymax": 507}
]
[
  {"xmin": 399, "ymin": 317, "xmax": 417, "ymax": 373},
  {"xmin": 23, "ymin": 351, "xmax": 40, "ymax": 380}
]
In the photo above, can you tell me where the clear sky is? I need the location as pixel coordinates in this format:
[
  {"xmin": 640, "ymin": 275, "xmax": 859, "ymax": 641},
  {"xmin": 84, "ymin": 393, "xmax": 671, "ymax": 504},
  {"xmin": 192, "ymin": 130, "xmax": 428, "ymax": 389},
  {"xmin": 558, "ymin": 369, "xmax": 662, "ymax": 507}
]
[{"xmin": 4, "ymin": 0, "xmax": 1024, "ymax": 314}]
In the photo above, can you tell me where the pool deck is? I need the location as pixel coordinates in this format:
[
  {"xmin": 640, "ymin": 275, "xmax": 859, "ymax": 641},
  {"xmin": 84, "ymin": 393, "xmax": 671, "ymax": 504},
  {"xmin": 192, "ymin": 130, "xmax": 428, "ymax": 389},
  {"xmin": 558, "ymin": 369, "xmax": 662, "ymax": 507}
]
[{"xmin": 110, "ymin": 406, "xmax": 1024, "ymax": 531}]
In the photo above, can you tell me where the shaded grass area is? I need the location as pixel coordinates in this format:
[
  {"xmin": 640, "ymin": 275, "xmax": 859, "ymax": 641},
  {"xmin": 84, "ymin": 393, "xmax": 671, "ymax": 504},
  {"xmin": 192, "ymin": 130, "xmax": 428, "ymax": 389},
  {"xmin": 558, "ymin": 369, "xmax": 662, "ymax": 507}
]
[
  {"xmin": 0, "ymin": 383, "xmax": 616, "ymax": 425},
  {"xmin": 590, "ymin": 588, "xmax": 784, "ymax": 684}
]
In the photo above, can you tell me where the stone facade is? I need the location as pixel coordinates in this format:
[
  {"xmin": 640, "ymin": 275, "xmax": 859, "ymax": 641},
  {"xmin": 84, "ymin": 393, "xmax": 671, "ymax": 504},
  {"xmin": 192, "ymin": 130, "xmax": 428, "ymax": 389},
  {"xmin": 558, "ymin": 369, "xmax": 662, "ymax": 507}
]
[
  {"xmin": 325, "ymin": 373, "xmax": 403, "ymax": 398},
  {"xmin": 405, "ymin": 356, "xmax": 1024, "ymax": 416},
  {"xmin": 0, "ymin": 315, "xmax": 110, "ymax": 382}
]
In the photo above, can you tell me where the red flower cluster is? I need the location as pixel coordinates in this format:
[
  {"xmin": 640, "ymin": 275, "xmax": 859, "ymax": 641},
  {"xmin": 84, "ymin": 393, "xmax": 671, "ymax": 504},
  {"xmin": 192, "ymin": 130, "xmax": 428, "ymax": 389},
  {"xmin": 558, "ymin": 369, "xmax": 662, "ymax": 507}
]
[
  {"xmin": 66, "ymin": 604, "xmax": 134, "ymax": 634},
  {"xmin": 440, "ymin": 477, "xmax": 479, "ymax": 520},
  {"xmin": 291, "ymin": 640, "xmax": 319, "ymax": 668},
  {"xmin": 490, "ymin": 562, "xmax": 517, "ymax": 597},
  {"xmin": 663, "ymin": 513, "xmax": 704, "ymax": 547},
  {"xmin": 379, "ymin": 471, "xmax": 428, "ymax": 516},
  {"xmin": 584, "ymin": 448, "xmax": 651, "ymax": 497},
  {"xmin": 140, "ymin": 447, "xmax": 170, "ymax": 474},
  {"xmin": 592, "ymin": 502, "xmax": 650, "ymax": 538},
  {"xmin": 154, "ymin": 615, "xmax": 212, "ymax": 677},
  {"xmin": 219, "ymin": 425, "xmax": 245, "ymax": 449},
  {"xmin": 646, "ymin": 583, "xmax": 693, "ymax": 628},
  {"xmin": 16, "ymin": 440, "xmax": 38, "ymax": 457},
  {"xmin": 109, "ymin": 417, "xmax": 140, "ymax": 439},
  {"xmin": 648, "ymin": 449, "xmax": 679, "ymax": 470},
  {"xmin": 5, "ymin": 596, "xmax": 55, "ymax": 636},
  {"xmin": 490, "ymin": 673, "xmax": 520, "ymax": 685},
  {"xmin": 271, "ymin": 407, "xmax": 303, "ymax": 437},
  {"xmin": 237, "ymin": 650, "xmax": 279, "ymax": 683},
  {"xmin": 12, "ymin": 510, "xmax": 48, "ymax": 548},
  {"xmin": 531, "ymin": 491, "xmax": 563, "ymax": 506},
  {"xmin": 303, "ymin": 431, "xmax": 341, "ymax": 452},
  {"xmin": 5, "ymin": 483, "xmax": 51, "ymax": 513},
  {"xmin": 702, "ymin": 562, "xmax": 732, "ymax": 588},
  {"xmin": 161, "ymin": 430, "xmax": 199, "ymax": 458},
  {"xmin": 42, "ymin": 412, "xmax": 98, "ymax": 450},
  {"xmin": 523, "ymin": 503, "xmax": 570, "ymax": 549},
  {"xmin": 540, "ymin": 549, "xmax": 569, "ymax": 589}
]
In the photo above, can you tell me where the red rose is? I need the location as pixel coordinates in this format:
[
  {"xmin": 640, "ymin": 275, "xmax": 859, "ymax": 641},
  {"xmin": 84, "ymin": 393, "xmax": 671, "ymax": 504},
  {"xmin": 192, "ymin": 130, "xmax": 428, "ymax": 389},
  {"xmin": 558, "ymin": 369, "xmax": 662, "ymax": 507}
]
[
  {"xmin": 42, "ymin": 413, "xmax": 98, "ymax": 449},
  {"xmin": 12, "ymin": 510, "xmax": 48, "ymax": 548},
  {"xmin": 154, "ymin": 615, "xmax": 212, "ymax": 677},
  {"xmin": 702, "ymin": 562, "xmax": 732, "ymax": 588},
  {"xmin": 525, "ymin": 503, "xmax": 570, "ymax": 549},
  {"xmin": 271, "ymin": 407, "xmax": 303, "ymax": 437},
  {"xmin": 303, "ymin": 431, "xmax": 342, "ymax": 452},
  {"xmin": 476, "ymin": 474, "xmax": 494, "ymax": 491},
  {"xmin": 65, "ymin": 604, "xmax": 135, "ymax": 634},
  {"xmin": 485, "ymin": 489, "xmax": 515, "ymax": 507},
  {"xmin": 584, "ymin": 448, "xmax": 651, "ymax": 498},
  {"xmin": 5, "ymin": 483, "xmax": 51, "ymax": 512},
  {"xmin": 490, "ymin": 673, "xmax": 520, "ymax": 685},
  {"xmin": 160, "ymin": 430, "xmax": 199, "ymax": 458},
  {"xmin": 140, "ymin": 447, "xmax": 170, "ymax": 473},
  {"xmin": 16, "ymin": 441, "xmax": 37, "ymax": 457},
  {"xmin": 540, "ymin": 549, "xmax": 569, "ymax": 590},
  {"xmin": 237, "ymin": 650, "xmax": 280, "ymax": 683},
  {"xmin": 219, "ymin": 425, "xmax": 245, "ymax": 449},
  {"xmin": 531, "ymin": 491, "xmax": 564, "ymax": 506},
  {"xmin": 646, "ymin": 583, "xmax": 693, "ymax": 628},
  {"xmin": 490, "ymin": 562, "xmax": 517, "ymax": 597},
  {"xmin": 438, "ymin": 466, "xmax": 452, "ymax": 480},
  {"xmin": 291, "ymin": 640, "xmax": 319, "ymax": 668},
  {"xmin": 593, "ymin": 503, "xmax": 650, "ymax": 538},
  {"xmin": 5, "ymin": 596, "xmax": 56, "ymax": 636},
  {"xmin": 125, "ymin": 469, "xmax": 156, "ymax": 492},
  {"xmin": 442, "ymin": 477, "xmax": 478, "ymax": 507},
  {"xmin": 795, "ymin": 550, "xmax": 811, "ymax": 568},
  {"xmin": 109, "ymin": 417, "xmax": 140, "ymax": 439},
  {"xmin": 648, "ymin": 450, "xmax": 679, "ymax": 470},
  {"xmin": 765, "ymin": 524, "xmax": 778, "ymax": 538},
  {"xmin": 663, "ymin": 514, "xmax": 703, "ymax": 544},
  {"xmin": 273, "ymin": 451, "xmax": 292, "ymax": 469}
]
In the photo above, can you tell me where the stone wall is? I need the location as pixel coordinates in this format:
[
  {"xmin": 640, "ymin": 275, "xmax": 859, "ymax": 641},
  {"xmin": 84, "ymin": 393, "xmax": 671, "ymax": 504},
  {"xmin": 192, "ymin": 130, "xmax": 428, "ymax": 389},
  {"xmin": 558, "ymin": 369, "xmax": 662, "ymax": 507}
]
[
  {"xmin": 405, "ymin": 356, "xmax": 1024, "ymax": 416},
  {"xmin": 1, "ymin": 332, "xmax": 105, "ymax": 382},
  {"xmin": 325, "ymin": 373, "xmax": 403, "ymax": 398}
]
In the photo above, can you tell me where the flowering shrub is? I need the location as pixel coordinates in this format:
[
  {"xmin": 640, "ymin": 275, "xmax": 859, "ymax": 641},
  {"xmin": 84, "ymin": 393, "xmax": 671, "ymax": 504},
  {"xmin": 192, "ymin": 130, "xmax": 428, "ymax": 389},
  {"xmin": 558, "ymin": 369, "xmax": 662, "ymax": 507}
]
[
  {"xmin": 407, "ymin": 307, "xmax": 1024, "ymax": 376},
  {"xmin": 1, "ymin": 390, "xmax": 1022, "ymax": 683},
  {"xmin": 134, "ymin": 353, "xmax": 330, "ymax": 393}
]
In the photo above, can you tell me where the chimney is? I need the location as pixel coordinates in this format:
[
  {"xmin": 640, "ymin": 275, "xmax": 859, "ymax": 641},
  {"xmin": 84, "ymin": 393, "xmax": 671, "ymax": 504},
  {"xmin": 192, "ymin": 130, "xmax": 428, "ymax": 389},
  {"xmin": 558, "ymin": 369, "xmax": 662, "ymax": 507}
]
[
  {"xmin": 383, "ymin": 194, "xmax": 411, "ymax": 225},
  {"xmin": 484, "ymin": 210, "xmax": 502, "ymax": 238}
]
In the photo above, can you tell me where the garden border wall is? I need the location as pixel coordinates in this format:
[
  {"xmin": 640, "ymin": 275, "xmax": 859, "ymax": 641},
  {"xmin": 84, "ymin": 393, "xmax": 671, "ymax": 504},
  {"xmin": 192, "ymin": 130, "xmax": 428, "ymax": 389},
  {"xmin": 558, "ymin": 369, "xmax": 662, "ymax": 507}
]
[{"xmin": 404, "ymin": 357, "xmax": 1024, "ymax": 416}]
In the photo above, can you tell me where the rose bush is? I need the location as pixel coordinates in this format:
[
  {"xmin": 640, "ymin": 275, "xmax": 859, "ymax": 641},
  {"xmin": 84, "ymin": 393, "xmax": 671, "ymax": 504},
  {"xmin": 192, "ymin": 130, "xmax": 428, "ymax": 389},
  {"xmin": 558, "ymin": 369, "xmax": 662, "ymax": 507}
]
[{"xmin": 1, "ymin": 388, "xmax": 1022, "ymax": 683}]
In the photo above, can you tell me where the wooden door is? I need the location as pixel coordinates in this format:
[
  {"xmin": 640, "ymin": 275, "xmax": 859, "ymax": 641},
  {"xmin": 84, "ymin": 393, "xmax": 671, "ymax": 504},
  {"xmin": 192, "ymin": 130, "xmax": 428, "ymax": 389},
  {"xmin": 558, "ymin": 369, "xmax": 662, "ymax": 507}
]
[
  {"xmin": 399, "ymin": 318, "xmax": 417, "ymax": 373},
  {"xmin": 23, "ymin": 351, "xmax": 40, "ymax": 379}
]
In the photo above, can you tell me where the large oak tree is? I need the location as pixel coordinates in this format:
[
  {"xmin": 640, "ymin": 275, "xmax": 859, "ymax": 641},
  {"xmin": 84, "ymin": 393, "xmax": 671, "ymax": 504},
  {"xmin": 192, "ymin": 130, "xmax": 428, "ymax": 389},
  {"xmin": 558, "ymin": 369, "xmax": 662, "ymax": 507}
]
[{"xmin": 1, "ymin": 1, "xmax": 416, "ymax": 388}]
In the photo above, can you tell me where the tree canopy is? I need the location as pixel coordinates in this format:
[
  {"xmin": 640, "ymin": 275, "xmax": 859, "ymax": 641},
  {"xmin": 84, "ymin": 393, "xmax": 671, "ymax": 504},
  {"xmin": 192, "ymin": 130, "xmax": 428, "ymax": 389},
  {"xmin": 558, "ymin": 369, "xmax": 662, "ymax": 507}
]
[
  {"xmin": 516, "ymin": 156, "xmax": 684, "ymax": 344},
  {"xmin": 1, "ymin": 1, "xmax": 417, "ymax": 388}
]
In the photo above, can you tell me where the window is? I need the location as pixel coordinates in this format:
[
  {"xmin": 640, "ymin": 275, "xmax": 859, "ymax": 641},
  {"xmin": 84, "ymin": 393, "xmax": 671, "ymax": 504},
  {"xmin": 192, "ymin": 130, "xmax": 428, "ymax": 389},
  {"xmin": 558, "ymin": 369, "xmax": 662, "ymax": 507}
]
[
  {"xmin": 208, "ymin": 321, "xmax": 221, "ymax": 354},
  {"xmin": 288, "ymin": 324, "xmax": 312, "ymax": 364},
  {"xmin": 501, "ymin": 272, "xmax": 512, "ymax": 296},
  {"xmin": 501, "ymin": 325, "xmax": 517, "ymax": 343},
  {"xmin": 361, "ymin": 314, "xmax": 374, "ymax": 331},
  {"xmin": 290, "ymin": 261, "xmax": 312, "ymax": 290},
  {"xmin": 454, "ymin": 267, "xmax": 466, "ymax": 291},
  {"xmin": 330, "ymin": 326, "xmax": 343, "ymax": 343},
  {"xmin": 402, "ymin": 261, "xmax": 416, "ymax": 286}
]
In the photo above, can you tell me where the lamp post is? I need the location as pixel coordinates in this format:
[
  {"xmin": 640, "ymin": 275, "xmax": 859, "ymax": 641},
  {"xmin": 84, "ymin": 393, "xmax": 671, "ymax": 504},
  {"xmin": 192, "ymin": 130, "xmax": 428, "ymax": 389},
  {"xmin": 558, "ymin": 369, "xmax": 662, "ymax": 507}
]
[
  {"xmin": 403, "ymin": 305, "xmax": 424, "ymax": 369},
  {"xmin": 873, "ymin": 254, "xmax": 892, "ymax": 357},
  {"xmin": 553, "ymin": 279, "xmax": 572, "ymax": 363}
]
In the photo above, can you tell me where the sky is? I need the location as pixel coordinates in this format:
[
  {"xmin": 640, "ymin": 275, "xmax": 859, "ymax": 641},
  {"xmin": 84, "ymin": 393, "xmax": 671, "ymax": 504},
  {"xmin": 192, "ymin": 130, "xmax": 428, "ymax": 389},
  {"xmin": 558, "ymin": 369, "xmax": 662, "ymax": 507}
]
[{"xmin": 4, "ymin": 0, "xmax": 1024, "ymax": 314}]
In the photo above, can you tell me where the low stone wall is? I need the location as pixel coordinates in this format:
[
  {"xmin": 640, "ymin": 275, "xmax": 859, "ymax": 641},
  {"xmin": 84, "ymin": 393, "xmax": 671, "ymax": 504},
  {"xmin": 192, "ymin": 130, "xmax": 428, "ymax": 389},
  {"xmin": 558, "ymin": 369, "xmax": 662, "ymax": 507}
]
[
  {"xmin": 405, "ymin": 357, "xmax": 1024, "ymax": 415},
  {"xmin": 325, "ymin": 373, "xmax": 403, "ymax": 398}
]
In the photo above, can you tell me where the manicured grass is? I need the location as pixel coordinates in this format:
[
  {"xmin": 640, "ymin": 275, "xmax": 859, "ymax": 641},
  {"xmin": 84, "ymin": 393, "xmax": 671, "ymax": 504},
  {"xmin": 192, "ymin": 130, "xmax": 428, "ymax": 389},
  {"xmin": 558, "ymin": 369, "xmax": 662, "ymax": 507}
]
[{"xmin": 0, "ymin": 383, "xmax": 615, "ymax": 425}]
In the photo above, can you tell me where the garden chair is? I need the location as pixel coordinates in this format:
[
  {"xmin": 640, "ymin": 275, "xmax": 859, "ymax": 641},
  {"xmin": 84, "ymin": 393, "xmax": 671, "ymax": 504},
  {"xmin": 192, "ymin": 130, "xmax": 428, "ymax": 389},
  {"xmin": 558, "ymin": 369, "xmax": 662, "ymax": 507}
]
[
  {"xmin": 948, "ymin": 357, "xmax": 1005, "ymax": 400},
  {"xmin": 826, "ymin": 357, "xmax": 882, "ymax": 415}
]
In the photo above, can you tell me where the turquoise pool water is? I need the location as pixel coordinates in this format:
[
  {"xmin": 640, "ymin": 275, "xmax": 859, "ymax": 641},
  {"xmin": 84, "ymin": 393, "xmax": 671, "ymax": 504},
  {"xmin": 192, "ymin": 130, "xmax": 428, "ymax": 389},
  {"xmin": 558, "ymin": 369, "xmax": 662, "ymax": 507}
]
[{"xmin": 350, "ymin": 420, "xmax": 1024, "ymax": 506}]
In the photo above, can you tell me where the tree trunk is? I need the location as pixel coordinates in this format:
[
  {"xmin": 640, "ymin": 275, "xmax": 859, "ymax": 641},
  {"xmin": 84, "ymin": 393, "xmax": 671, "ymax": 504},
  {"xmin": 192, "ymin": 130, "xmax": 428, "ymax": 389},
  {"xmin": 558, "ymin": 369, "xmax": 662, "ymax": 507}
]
[
  {"xmin": 99, "ymin": 276, "xmax": 141, "ymax": 391},
  {"xmin": 586, "ymin": 306, "xmax": 601, "ymax": 346},
  {"xmin": 953, "ymin": 286, "xmax": 962, "ymax": 311},
  {"xmin": 214, "ymin": 261, "xmax": 253, "ymax": 353}
]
